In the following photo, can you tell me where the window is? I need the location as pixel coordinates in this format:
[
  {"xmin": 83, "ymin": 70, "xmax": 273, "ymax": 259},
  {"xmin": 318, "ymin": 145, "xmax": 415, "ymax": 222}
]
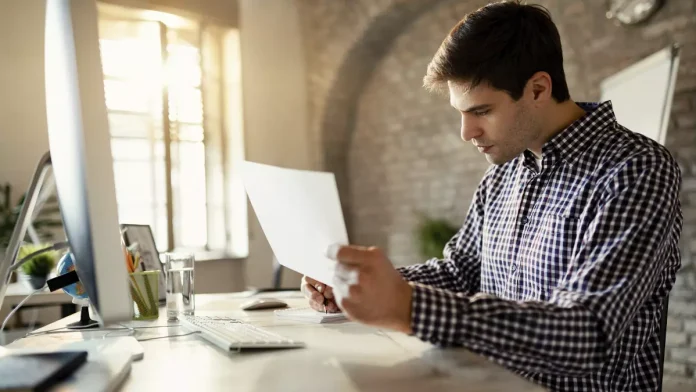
[{"xmin": 97, "ymin": 4, "xmax": 247, "ymax": 257}]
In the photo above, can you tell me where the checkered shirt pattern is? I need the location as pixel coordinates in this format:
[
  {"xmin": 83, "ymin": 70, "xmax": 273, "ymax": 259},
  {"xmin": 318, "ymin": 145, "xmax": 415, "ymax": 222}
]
[{"xmin": 397, "ymin": 101, "xmax": 683, "ymax": 392}]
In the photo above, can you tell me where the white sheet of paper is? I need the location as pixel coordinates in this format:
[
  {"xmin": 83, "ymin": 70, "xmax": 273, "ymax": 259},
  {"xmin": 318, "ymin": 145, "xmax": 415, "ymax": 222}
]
[{"xmin": 241, "ymin": 161, "xmax": 349, "ymax": 285}]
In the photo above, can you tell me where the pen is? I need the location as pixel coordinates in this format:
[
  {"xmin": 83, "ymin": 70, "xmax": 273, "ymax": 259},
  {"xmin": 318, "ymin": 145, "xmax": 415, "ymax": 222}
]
[{"xmin": 323, "ymin": 298, "xmax": 328, "ymax": 314}]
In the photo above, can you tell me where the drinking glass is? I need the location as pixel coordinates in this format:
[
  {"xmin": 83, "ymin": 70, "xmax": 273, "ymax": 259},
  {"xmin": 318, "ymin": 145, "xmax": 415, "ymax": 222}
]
[{"xmin": 164, "ymin": 252, "xmax": 195, "ymax": 320}]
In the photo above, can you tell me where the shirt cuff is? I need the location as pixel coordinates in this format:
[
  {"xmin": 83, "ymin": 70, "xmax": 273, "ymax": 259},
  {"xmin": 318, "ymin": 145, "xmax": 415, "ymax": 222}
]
[{"xmin": 409, "ymin": 282, "xmax": 465, "ymax": 346}]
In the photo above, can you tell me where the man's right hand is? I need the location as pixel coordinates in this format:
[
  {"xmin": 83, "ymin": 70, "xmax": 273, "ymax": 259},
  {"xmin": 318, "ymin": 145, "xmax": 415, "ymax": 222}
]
[{"xmin": 301, "ymin": 275, "xmax": 341, "ymax": 313}]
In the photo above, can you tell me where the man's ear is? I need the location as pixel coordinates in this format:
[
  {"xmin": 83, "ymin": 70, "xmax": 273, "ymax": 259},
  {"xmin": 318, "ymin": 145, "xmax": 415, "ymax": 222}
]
[{"xmin": 527, "ymin": 71, "xmax": 552, "ymax": 104}]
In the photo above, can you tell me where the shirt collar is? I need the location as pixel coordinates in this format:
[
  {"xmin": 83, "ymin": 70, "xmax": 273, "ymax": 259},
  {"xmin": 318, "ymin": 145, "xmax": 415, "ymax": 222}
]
[{"xmin": 523, "ymin": 101, "xmax": 617, "ymax": 169}]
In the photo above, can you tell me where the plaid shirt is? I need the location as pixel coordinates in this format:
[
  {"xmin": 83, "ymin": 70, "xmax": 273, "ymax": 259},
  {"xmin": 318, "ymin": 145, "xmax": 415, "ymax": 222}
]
[{"xmin": 397, "ymin": 101, "xmax": 682, "ymax": 392}]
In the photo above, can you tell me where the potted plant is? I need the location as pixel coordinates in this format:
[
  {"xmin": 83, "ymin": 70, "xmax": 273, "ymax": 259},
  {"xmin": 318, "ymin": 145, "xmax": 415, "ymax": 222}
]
[
  {"xmin": 416, "ymin": 216, "xmax": 459, "ymax": 259},
  {"xmin": 17, "ymin": 243, "xmax": 59, "ymax": 290},
  {"xmin": 0, "ymin": 182, "xmax": 63, "ymax": 280}
]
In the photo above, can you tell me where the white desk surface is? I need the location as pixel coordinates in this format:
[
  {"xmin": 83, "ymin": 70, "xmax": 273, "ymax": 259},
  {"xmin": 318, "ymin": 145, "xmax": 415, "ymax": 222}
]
[{"xmin": 9, "ymin": 292, "xmax": 545, "ymax": 392}]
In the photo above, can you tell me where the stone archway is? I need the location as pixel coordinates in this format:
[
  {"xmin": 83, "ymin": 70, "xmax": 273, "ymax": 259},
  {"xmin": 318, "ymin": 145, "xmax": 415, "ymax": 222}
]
[{"xmin": 318, "ymin": 0, "xmax": 453, "ymax": 235}]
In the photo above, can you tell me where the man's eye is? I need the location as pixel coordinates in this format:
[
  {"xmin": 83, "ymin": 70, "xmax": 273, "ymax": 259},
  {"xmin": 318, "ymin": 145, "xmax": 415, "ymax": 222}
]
[{"xmin": 475, "ymin": 110, "xmax": 490, "ymax": 116}]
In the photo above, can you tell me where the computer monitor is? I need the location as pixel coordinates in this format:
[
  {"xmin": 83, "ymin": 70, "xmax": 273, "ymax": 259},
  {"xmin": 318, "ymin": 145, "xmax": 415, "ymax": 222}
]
[{"xmin": 0, "ymin": 0, "xmax": 132, "ymax": 326}]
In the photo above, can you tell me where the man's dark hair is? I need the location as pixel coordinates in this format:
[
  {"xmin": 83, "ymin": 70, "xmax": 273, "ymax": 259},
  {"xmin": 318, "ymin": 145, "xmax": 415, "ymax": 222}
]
[{"xmin": 424, "ymin": 1, "xmax": 570, "ymax": 102}]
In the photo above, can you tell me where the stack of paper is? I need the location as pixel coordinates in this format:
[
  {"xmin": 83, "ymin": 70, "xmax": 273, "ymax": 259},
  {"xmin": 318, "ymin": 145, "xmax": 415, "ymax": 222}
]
[{"xmin": 274, "ymin": 307, "xmax": 348, "ymax": 324}]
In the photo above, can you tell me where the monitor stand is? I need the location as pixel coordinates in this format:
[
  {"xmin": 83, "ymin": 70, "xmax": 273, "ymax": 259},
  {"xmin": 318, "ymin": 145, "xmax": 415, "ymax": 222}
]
[{"xmin": 66, "ymin": 300, "xmax": 98, "ymax": 330}]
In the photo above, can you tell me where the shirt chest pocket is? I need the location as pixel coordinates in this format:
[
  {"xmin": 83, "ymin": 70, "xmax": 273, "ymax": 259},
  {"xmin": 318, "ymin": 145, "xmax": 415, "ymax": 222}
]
[{"xmin": 520, "ymin": 212, "xmax": 579, "ymax": 296}]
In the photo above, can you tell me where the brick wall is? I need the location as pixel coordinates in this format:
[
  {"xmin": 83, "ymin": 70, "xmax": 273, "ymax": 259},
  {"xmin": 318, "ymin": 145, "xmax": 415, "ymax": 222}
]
[
  {"xmin": 294, "ymin": 0, "xmax": 450, "ymax": 229},
  {"xmin": 349, "ymin": 0, "xmax": 491, "ymax": 265},
  {"xmin": 296, "ymin": 0, "xmax": 696, "ymax": 381}
]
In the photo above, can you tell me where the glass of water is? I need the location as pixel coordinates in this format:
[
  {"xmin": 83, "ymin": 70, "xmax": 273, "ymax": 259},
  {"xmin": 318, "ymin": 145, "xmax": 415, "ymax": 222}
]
[{"xmin": 164, "ymin": 252, "xmax": 195, "ymax": 320}]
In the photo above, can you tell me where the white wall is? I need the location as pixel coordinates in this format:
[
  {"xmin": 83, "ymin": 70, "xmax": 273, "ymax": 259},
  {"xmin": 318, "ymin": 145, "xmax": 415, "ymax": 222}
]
[
  {"xmin": 238, "ymin": 0, "xmax": 312, "ymax": 289},
  {"xmin": 0, "ymin": 1, "xmax": 51, "ymax": 206}
]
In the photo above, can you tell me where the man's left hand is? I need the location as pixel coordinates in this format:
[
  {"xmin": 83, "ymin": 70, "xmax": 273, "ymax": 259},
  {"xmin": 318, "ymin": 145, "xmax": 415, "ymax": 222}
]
[{"xmin": 329, "ymin": 245, "xmax": 413, "ymax": 334}]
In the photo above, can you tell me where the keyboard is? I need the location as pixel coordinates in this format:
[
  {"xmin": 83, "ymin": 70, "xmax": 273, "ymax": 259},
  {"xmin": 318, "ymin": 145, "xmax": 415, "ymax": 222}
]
[{"xmin": 179, "ymin": 315, "xmax": 305, "ymax": 350}]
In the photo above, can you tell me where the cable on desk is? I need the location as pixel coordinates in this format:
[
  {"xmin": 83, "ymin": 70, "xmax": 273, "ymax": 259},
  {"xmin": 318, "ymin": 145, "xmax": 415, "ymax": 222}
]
[
  {"xmin": 24, "ymin": 324, "xmax": 200, "ymax": 343},
  {"xmin": 103, "ymin": 323, "xmax": 136, "ymax": 339},
  {"xmin": 22, "ymin": 324, "xmax": 182, "ymax": 339},
  {"xmin": 104, "ymin": 323, "xmax": 201, "ymax": 342},
  {"xmin": 0, "ymin": 284, "xmax": 47, "ymax": 345},
  {"xmin": 136, "ymin": 331, "xmax": 201, "ymax": 342}
]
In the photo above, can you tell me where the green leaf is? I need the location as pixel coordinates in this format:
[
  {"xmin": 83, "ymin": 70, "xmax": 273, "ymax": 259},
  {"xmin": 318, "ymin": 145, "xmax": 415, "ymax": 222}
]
[
  {"xmin": 417, "ymin": 217, "xmax": 459, "ymax": 260},
  {"xmin": 18, "ymin": 243, "xmax": 58, "ymax": 277}
]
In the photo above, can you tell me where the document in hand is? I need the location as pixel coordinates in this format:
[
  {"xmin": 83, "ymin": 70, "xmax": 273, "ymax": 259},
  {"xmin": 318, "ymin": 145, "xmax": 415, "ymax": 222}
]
[{"xmin": 241, "ymin": 161, "xmax": 349, "ymax": 285}]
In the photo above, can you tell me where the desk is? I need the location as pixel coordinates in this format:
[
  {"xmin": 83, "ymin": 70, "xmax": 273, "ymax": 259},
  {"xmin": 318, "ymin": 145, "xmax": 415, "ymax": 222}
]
[
  {"xmin": 1, "ymin": 282, "xmax": 76, "ymax": 327},
  {"xmin": 9, "ymin": 293, "xmax": 544, "ymax": 391}
]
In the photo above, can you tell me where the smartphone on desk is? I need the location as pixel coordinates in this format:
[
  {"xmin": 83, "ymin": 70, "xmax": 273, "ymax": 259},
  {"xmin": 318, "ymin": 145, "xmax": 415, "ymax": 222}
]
[{"xmin": 0, "ymin": 351, "xmax": 88, "ymax": 392}]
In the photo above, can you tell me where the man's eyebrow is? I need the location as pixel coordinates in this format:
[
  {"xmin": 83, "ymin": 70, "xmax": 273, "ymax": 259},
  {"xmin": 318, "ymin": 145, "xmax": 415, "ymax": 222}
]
[{"xmin": 461, "ymin": 103, "xmax": 492, "ymax": 113}]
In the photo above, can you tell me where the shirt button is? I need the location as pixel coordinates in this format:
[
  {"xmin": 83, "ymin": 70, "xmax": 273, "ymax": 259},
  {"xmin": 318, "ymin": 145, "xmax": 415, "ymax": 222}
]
[
  {"xmin": 521, "ymin": 217, "xmax": 529, "ymax": 225},
  {"xmin": 512, "ymin": 264, "xmax": 517, "ymax": 272}
]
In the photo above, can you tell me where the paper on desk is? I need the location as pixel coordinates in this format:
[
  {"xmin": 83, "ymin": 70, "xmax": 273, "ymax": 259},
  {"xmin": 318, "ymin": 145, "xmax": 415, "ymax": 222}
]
[
  {"xmin": 275, "ymin": 307, "xmax": 347, "ymax": 324},
  {"xmin": 241, "ymin": 161, "xmax": 349, "ymax": 285}
]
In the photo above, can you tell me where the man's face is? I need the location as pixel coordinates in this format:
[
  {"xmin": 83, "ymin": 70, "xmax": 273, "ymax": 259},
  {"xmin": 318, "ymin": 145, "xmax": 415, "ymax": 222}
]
[{"xmin": 448, "ymin": 81, "xmax": 541, "ymax": 165}]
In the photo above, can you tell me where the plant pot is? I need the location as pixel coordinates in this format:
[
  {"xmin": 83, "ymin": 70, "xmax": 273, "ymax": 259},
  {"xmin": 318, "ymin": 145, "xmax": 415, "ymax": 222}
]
[{"xmin": 19, "ymin": 273, "xmax": 47, "ymax": 290}]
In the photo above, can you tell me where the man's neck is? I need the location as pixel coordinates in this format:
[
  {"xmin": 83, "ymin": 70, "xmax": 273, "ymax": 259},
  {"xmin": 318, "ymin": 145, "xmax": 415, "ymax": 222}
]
[{"xmin": 529, "ymin": 100, "xmax": 586, "ymax": 157}]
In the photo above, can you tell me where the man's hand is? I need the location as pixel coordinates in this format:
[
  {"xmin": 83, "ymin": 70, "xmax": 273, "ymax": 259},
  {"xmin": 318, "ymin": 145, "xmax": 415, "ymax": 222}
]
[
  {"xmin": 329, "ymin": 245, "xmax": 413, "ymax": 334},
  {"xmin": 300, "ymin": 275, "xmax": 341, "ymax": 313}
]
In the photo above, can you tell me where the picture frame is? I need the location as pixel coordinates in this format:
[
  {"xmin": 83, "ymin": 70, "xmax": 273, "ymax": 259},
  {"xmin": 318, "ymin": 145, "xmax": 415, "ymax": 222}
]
[{"xmin": 120, "ymin": 223, "xmax": 166, "ymax": 303}]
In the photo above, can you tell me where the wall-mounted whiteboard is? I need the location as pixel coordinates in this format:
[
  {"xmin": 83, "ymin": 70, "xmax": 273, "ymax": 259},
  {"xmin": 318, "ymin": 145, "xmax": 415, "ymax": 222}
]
[{"xmin": 600, "ymin": 44, "xmax": 681, "ymax": 146}]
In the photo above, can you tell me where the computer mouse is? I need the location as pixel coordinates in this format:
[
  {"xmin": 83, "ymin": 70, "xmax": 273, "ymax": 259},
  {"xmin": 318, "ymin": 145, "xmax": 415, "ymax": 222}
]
[{"xmin": 240, "ymin": 298, "xmax": 288, "ymax": 311}]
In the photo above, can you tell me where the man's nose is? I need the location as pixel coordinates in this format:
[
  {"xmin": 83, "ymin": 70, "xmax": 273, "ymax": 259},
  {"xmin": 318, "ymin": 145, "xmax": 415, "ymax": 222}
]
[{"xmin": 461, "ymin": 115, "xmax": 482, "ymax": 142}]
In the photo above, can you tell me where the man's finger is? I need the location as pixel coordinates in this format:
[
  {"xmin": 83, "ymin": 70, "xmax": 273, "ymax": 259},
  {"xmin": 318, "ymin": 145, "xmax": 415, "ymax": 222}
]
[
  {"xmin": 324, "ymin": 286, "xmax": 334, "ymax": 300},
  {"xmin": 309, "ymin": 293, "xmax": 326, "ymax": 309},
  {"xmin": 313, "ymin": 291, "xmax": 325, "ymax": 303},
  {"xmin": 335, "ymin": 263, "xmax": 359, "ymax": 285},
  {"xmin": 305, "ymin": 276, "xmax": 320, "ymax": 286},
  {"xmin": 309, "ymin": 300, "xmax": 324, "ymax": 312},
  {"xmin": 330, "ymin": 245, "xmax": 372, "ymax": 267},
  {"xmin": 303, "ymin": 283, "xmax": 319, "ymax": 299},
  {"xmin": 308, "ymin": 289, "xmax": 325, "ymax": 304},
  {"xmin": 338, "ymin": 296, "xmax": 359, "ymax": 320},
  {"xmin": 325, "ymin": 299, "xmax": 340, "ymax": 313}
]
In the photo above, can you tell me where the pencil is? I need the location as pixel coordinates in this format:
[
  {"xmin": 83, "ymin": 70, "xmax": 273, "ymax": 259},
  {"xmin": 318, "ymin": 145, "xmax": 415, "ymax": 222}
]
[
  {"xmin": 133, "ymin": 252, "xmax": 141, "ymax": 271},
  {"xmin": 124, "ymin": 248, "xmax": 134, "ymax": 273}
]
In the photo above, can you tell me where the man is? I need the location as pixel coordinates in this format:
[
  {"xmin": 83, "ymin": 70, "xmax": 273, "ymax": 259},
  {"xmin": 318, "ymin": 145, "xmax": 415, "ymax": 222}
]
[{"xmin": 301, "ymin": 1, "xmax": 682, "ymax": 391}]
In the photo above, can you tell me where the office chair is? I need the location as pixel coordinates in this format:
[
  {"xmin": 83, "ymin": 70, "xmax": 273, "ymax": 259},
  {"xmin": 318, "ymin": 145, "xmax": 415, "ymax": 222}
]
[
  {"xmin": 271, "ymin": 256, "xmax": 283, "ymax": 289},
  {"xmin": 658, "ymin": 295, "xmax": 669, "ymax": 392},
  {"xmin": 252, "ymin": 256, "xmax": 294, "ymax": 293}
]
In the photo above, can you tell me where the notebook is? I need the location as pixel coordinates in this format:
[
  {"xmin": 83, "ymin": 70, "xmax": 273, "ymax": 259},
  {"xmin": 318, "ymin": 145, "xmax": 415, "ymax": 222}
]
[
  {"xmin": 274, "ymin": 307, "xmax": 348, "ymax": 324},
  {"xmin": 0, "ymin": 351, "xmax": 88, "ymax": 392}
]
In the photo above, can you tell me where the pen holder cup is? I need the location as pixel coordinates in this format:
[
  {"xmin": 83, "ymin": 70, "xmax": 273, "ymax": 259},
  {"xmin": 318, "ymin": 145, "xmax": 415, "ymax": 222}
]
[{"xmin": 129, "ymin": 271, "xmax": 160, "ymax": 320}]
